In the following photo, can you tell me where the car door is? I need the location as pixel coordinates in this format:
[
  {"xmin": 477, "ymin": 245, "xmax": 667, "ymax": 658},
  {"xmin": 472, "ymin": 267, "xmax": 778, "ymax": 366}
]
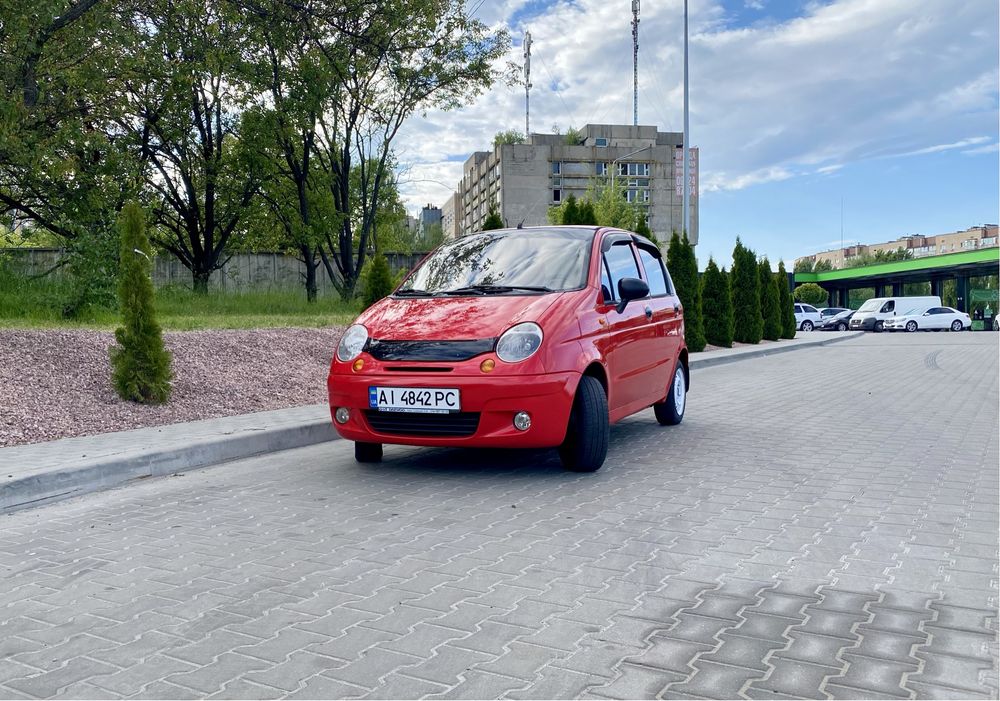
[
  {"xmin": 599, "ymin": 237, "xmax": 658, "ymax": 417},
  {"xmin": 634, "ymin": 243, "xmax": 681, "ymax": 400},
  {"xmin": 925, "ymin": 307, "xmax": 949, "ymax": 329}
]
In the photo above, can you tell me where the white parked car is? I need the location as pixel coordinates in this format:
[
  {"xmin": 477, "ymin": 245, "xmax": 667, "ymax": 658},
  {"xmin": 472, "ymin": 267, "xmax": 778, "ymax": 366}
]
[
  {"xmin": 793, "ymin": 303, "xmax": 822, "ymax": 331},
  {"xmin": 884, "ymin": 306, "xmax": 971, "ymax": 332}
]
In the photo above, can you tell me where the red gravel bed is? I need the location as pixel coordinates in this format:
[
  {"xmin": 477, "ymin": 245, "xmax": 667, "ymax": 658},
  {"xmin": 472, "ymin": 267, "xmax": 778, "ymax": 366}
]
[{"xmin": 0, "ymin": 328, "xmax": 344, "ymax": 448}]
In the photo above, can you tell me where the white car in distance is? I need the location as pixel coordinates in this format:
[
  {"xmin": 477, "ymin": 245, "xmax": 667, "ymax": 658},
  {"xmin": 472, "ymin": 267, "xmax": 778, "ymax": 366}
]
[
  {"xmin": 884, "ymin": 306, "xmax": 971, "ymax": 332},
  {"xmin": 793, "ymin": 303, "xmax": 823, "ymax": 331}
]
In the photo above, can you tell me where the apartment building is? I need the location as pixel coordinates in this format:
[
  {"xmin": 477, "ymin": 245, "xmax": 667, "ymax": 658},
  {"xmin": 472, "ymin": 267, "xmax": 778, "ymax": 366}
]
[
  {"xmin": 799, "ymin": 225, "xmax": 999, "ymax": 270},
  {"xmin": 445, "ymin": 124, "xmax": 699, "ymax": 245}
]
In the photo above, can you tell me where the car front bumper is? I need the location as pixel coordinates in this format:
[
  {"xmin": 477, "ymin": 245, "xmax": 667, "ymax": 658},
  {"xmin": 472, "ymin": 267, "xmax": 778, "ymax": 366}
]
[
  {"xmin": 327, "ymin": 368, "xmax": 579, "ymax": 448},
  {"xmin": 850, "ymin": 317, "xmax": 878, "ymax": 331}
]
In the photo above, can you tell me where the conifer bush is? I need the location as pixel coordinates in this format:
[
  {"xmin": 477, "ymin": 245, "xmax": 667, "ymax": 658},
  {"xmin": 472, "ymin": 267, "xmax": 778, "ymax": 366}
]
[
  {"xmin": 362, "ymin": 253, "xmax": 394, "ymax": 309},
  {"xmin": 667, "ymin": 232, "xmax": 705, "ymax": 352},
  {"xmin": 731, "ymin": 238, "xmax": 763, "ymax": 344},
  {"xmin": 777, "ymin": 261, "xmax": 796, "ymax": 338},
  {"xmin": 110, "ymin": 202, "xmax": 172, "ymax": 404},
  {"xmin": 758, "ymin": 258, "xmax": 782, "ymax": 341},
  {"xmin": 701, "ymin": 258, "xmax": 733, "ymax": 347}
]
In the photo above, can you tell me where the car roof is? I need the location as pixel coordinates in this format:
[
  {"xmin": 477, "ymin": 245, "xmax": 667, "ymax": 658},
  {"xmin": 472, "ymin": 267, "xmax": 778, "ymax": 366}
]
[{"xmin": 467, "ymin": 225, "xmax": 600, "ymax": 241}]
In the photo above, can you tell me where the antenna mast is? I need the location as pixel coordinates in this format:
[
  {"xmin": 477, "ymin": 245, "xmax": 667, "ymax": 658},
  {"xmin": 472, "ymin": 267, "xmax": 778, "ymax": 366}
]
[
  {"xmin": 523, "ymin": 30, "xmax": 532, "ymax": 136},
  {"xmin": 632, "ymin": 0, "xmax": 640, "ymax": 126}
]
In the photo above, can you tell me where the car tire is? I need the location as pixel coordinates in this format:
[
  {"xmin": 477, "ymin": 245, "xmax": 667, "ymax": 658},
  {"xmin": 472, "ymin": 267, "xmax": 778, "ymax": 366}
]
[
  {"xmin": 906, "ymin": 321, "xmax": 917, "ymax": 332},
  {"xmin": 654, "ymin": 362, "xmax": 687, "ymax": 426},
  {"xmin": 874, "ymin": 320, "xmax": 884, "ymax": 332},
  {"xmin": 355, "ymin": 441, "xmax": 383, "ymax": 463},
  {"xmin": 836, "ymin": 322, "xmax": 848, "ymax": 331},
  {"xmin": 801, "ymin": 320, "xmax": 814, "ymax": 331},
  {"xmin": 558, "ymin": 376, "xmax": 609, "ymax": 473},
  {"xmin": 951, "ymin": 320, "xmax": 963, "ymax": 332}
]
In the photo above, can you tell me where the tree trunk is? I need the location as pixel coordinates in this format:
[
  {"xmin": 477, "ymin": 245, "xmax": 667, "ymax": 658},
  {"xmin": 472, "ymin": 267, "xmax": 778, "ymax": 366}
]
[
  {"xmin": 192, "ymin": 269, "xmax": 210, "ymax": 294},
  {"xmin": 300, "ymin": 244, "xmax": 319, "ymax": 303}
]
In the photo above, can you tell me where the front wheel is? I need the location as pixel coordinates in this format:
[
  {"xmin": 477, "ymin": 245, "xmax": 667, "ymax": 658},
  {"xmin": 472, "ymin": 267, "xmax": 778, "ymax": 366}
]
[
  {"xmin": 836, "ymin": 322, "xmax": 848, "ymax": 331},
  {"xmin": 801, "ymin": 320, "xmax": 814, "ymax": 332},
  {"xmin": 558, "ymin": 376, "xmax": 609, "ymax": 473},
  {"xmin": 874, "ymin": 320, "xmax": 884, "ymax": 332},
  {"xmin": 906, "ymin": 320, "xmax": 918, "ymax": 332},
  {"xmin": 355, "ymin": 441, "xmax": 383, "ymax": 463},
  {"xmin": 951, "ymin": 320, "xmax": 963, "ymax": 332},
  {"xmin": 654, "ymin": 363, "xmax": 687, "ymax": 426}
]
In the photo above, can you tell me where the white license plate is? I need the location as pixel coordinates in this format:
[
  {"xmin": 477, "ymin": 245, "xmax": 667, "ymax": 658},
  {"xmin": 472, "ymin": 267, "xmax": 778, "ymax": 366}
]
[{"xmin": 368, "ymin": 386, "xmax": 461, "ymax": 413}]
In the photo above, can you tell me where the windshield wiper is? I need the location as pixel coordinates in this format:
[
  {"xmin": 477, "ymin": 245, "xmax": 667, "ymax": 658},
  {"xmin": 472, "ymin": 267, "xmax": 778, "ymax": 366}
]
[
  {"xmin": 394, "ymin": 288, "xmax": 436, "ymax": 297},
  {"xmin": 441, "ymin": 284, "xmax": 553, "ymax": 295}
]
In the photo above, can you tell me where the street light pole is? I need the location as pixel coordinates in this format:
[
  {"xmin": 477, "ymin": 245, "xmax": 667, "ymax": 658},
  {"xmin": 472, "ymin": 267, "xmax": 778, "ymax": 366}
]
[
  {"xmin": 681, "ymin": 0, "xmax": 690, "ymax": 238},
  {"xmin": 610, "ymin": 144, "xmax": 652, "ymax": 191}
]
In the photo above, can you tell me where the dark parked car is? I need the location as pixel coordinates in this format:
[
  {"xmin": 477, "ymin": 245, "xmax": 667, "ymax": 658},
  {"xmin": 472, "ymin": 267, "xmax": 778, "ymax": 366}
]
[{"xmin": 818, "ymin": 310, "xmax": 854, "ymax": 331}]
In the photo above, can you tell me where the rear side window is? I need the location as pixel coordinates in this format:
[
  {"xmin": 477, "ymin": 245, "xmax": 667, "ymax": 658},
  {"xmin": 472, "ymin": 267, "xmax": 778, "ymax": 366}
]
[
  {"xmin": 794, "ymin": 305, "xmax": 802, "ymax": 314},
  {"xmin": 803, "ymin": 305, "xmax": 817, "ymax": 313},
  {"xmin": 637, "ymin": 248, "xmax": 669, "ymax": 297},
  {"xmin": 603, "ymin": 243, "xmax": 641, "ymax": 300}
]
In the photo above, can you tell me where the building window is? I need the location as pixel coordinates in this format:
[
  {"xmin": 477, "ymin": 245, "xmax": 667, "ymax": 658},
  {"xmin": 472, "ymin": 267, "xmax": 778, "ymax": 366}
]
[
  {"xmin": 595, "ymin": 162, "xmax": 608, "ymax": 176},
  {"xmin": 552, "ymin": 162, "xmax": 561, "ymax": 175},
  {"xmin": 552, "ymin": 188, "xmax": 561, "ymax": 203},
  {"xmin": 617, "ymin": 162, "xmax": 649, "ymax": 176},
  {"xmin": 625, "ymin": 189, "xmax": 650, "ymax": 203},
  {"xmin": 551, "ymin": 177, "xmax": 561, "ymax": 186},
  {"xmin": 595, "ymin": 137, "xmax": 608, "ymax": 147}
]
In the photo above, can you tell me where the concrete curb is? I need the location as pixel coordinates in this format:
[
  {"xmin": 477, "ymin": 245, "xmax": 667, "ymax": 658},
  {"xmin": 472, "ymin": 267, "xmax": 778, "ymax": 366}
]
[
  {"xmin": 1, "ymin": 331, "xmax": 863, "ymax": 515},
  {"xmin": 689, "ymin": 331, "xmax": 865, "ymax": 369}
]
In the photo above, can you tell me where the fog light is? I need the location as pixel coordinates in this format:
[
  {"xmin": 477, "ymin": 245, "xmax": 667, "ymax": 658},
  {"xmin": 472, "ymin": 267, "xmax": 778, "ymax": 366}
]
[
  {"xmin": 480, "ymin": 358, "xmax": 495, "ymax": 373},
  {"xmin": 352, "ymin": 358, "xmax": 364, "ymax": 372},
  {"xmin": 335, "ymin": 407, "xmax": 350, "ymax": 424},
  {"xmin": 513, "ymin": 411, "xmax": 531, "ymax": 431}
]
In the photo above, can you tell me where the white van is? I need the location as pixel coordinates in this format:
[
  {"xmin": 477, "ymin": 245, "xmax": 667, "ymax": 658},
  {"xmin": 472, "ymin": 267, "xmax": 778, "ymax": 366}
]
[{"xmin": 849, "ymin": 296, "xmax": 941, "ymax": 332}]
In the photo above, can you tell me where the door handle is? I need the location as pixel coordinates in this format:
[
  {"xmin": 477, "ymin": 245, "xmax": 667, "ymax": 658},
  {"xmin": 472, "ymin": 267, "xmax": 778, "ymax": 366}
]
[{"xmin": 644, "ymin": 306, "xmax": 653, "ymax": 320}]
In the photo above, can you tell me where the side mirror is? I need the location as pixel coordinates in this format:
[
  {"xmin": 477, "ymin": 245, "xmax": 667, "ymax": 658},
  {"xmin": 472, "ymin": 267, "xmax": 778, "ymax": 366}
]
[{"xmin": 616, "ymin": 277, "xmax": 649, "ymax": 314}]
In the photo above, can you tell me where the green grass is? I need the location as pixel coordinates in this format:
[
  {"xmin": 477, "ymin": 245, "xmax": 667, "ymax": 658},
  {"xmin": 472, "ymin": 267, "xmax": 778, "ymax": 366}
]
[{"xmin": 0, "ymin": 271, "xmax": 361, "ymax": 330}]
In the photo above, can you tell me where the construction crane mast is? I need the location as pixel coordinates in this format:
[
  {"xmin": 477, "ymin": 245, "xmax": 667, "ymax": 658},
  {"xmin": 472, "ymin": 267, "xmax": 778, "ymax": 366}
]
[
  {"xmin": 632, "ymin": 0, "xmax": 639, "ymax": 126},
  {"xmin": 523, "ymin": 30, "xmax": 532, "ymax": 136}
]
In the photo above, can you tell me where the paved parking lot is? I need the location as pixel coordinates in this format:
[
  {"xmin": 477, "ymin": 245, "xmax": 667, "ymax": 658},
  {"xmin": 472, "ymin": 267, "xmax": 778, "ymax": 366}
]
[{"xmin": 1, "ymin": 333, "xmax": 997, "ymax": 700}]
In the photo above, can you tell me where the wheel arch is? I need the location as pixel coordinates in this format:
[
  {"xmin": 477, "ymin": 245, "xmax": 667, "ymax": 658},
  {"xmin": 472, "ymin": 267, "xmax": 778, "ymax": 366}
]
[
  {"xmin": 678, "ymin": 349, "xmax": 690, "ymax": 391},
  {"xmin": 582, "ymin": 361, "xmax": 608, "ymax": 396}
]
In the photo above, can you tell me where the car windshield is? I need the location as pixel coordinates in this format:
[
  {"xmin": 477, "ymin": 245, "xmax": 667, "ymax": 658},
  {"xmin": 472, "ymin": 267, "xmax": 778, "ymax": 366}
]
[
  {"xmin": 398, "ymin": 229, "xmax": 592, "ymax": 295},
  {"xmin": 858, "ymin": 299, "xmax": 881, "ymax": 312}
]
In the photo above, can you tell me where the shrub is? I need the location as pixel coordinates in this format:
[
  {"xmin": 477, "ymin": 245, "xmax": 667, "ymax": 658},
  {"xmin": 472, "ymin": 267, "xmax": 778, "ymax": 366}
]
[
  {"xmin": 731, "ymin": 238, "xmax": 763, "ymax": 344},
  {"xmin": 793, "ymin": 282, "xmax": 828, "ymax": 306},
  {"xmin": 758, "ymin": 258, "xmax": 782, "ymax": 341},
  {"xmin": 777, "ymin": 261, "xmax": 796, "ymax": 338},
  {"xmin": 361, "ymin": 253, "xmax": 394, "ymax": 309},
  {"xmin": 110, "ymin": 202, "xmax": 172, "ymax": 404},
  {"xmin": 482, "ymin": 202, "xmax": 504, "ymax": 230},
  {"xmin": 667, "ymin": 232, "xmax": 705, "ymax": 352},
  {"xmin": 701, "ymin": 258, "xmax": 733, "ymax": 348}
]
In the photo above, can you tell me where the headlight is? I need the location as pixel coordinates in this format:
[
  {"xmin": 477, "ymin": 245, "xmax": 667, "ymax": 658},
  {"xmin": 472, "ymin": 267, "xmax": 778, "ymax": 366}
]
[
  {"xmin": 496, "ymin": 322, "xmax": 543, "ymax": 363},
  {"xmin": 336, "ymin": 324, "xmax": 369, "ymax": 362}
]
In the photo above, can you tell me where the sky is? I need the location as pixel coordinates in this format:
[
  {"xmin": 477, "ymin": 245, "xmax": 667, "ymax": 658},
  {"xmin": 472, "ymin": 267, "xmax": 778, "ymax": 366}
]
[{"xmin": 394, "ymin": 0, "xmax": 999, "ymax": 268}]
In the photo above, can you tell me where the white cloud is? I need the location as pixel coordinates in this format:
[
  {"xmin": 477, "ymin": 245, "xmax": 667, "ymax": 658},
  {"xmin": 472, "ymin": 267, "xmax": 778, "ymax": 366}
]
[{"xmin": 396, "ymin": 0, "xmax": 999, "ymax": 214}]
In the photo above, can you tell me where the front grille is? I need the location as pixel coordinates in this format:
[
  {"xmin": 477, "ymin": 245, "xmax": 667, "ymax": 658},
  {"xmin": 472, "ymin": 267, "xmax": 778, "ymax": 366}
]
[
  {"xmin": 364, "ymin": 410, "xmax": 480, "ymax": 437},
  {"xmin": 366, "ymin": 339, "xmax": 495, "ymax": 362},
  {"xmin": 384, "ymin": 366, "xmax": 454, "ymax": 373}
]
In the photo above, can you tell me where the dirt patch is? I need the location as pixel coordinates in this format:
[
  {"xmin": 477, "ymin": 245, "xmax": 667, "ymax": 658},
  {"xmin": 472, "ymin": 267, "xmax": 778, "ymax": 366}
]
[{"xmin": 0, "ymin": 328, "xmax": 344, "ymax": 447}]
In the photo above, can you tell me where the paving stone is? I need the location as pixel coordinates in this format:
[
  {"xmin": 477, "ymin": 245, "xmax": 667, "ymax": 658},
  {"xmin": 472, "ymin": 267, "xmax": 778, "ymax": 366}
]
[
  {"xmin": 4, "ymin": 657, "xmax": 118, "ymax": 698},
  {"xmin": 746, "ymin": 657, "xmax": 840, "ymax": 698},
  {"xmin": 587, "ymin": 663, "xmax": 684, "ymax": 699}
]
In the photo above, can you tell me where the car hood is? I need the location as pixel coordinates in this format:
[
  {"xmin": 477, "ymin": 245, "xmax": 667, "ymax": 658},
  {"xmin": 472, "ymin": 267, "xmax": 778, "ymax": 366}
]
[{"xmin": 357, "ymin": 293, "xmax": 563, "ymax": 341}]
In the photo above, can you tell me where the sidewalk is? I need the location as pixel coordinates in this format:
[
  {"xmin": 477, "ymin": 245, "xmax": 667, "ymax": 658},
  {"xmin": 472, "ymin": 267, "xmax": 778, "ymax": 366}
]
[{"xmin": 1, "ymin": 331, "xmax": 862, "ymax": 513}]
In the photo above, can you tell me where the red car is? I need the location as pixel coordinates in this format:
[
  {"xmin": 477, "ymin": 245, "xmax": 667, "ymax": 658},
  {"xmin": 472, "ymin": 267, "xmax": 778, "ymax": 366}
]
[{"xmin": 327, "ymin": 226, "xmax": 688, "ymax": 472}]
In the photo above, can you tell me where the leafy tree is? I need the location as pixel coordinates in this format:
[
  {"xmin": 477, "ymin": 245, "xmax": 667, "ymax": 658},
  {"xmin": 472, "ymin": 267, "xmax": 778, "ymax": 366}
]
[
  {"xmin": 843, "ymin": 247, "xmax": 912, "ymax": 268},
  {"xmin": 814, "ymin": 259, "xmax": 834, "ymax": 272},
  {"xmin": 794, "ymin": 258, "xmax": 814, "ymax": 273},
  {"xmin": 361, "ymin": 252, "xmax": 394, "ymax": 309},
  {"xmin": 701, "ymin": 258, "xmax": 733, "ymax": 347},
  {"xmin": 667, "ymin": 232, "xmax": 705, "ymax": 352},
  {"xmin": 758, "ymin": 258, "xmax": 781, "ymax": 341},
  {"xmin": 110, "ymin": 202, "xmax": 172, "ymax": 404},
  {"xmin": 635, "ymin": 217, "xmax": 658, "ymax": 246},
  {"xmin": 777, "ymin": 260, "xmax": 796, "ymax": 339},
  {"xmin": 731, "ymin": 238, "xmax": 763, "ymax": 344},
  {"xmin": 423, "ymin": 222, "xmax": 445, "ymax": 249},
  {"xmin": 493, "ymin": 129, "xmax": 524, "ymax": 147},
  {"xmin": 564, "ymin": 126, "xmax": 584, "ymax": 145},
  {"xmin": 793, "ymin": 282, "xmax": 828, "ymax": 305},
  {"xmin": 482, "ymin": 202, "xmax": 504, "ymax": 230}
]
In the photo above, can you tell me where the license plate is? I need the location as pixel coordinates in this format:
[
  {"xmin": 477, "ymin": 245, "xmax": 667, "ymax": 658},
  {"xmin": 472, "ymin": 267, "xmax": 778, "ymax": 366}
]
[{"xmin": 368, "ymin": 386, "xmax": 461, "ymax": 413}]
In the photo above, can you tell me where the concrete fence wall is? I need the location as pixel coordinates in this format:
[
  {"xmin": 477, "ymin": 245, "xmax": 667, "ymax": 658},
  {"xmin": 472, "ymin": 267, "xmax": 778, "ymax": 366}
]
[{"xmin": 1, "ymin": 248, "xmax": 427, "ymax": 293}]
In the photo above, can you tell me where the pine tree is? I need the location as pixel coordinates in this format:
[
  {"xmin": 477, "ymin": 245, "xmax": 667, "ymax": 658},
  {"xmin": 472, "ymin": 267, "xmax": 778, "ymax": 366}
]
[
  {"xmin": 482, "ymin": 202, "xmax": 504, "ymax": 230},
  {"xmin": 560, "ymin": 194, "xmax": 580, "ymax": 224},
  {"xmin": 777, "ymin": 260, "xmax": 796, "ymax": 338},
  {"xmin": 667, "ymin": 232, "xmax": 706, "ymax": 352},
  {"xmin": 701, "ymin": 258, "xmax": 733, "ymax": 347},
  {"xmin": 362, "ymin": 253, "xmax": 394, "ymax": 309},
  {"xmin": 578, "ymin": 200, "xmax": 597, "ymax": 225},
  {"xmin": 110, "ymin": 202, "xmax": 172, "ymax": 404},
  {"xmin": 731, "ymin": 238, "xmax": 763, "ymax": 344},
  {"xmin": 758, "ymin": 258, "xmax": 781, "ymax": 341}
]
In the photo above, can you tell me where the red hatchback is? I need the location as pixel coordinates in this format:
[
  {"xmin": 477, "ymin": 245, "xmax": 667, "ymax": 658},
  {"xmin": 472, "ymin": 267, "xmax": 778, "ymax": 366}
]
[{"xmin": 327, "ymin": 226, "xmax": 688, "ymax": 472}]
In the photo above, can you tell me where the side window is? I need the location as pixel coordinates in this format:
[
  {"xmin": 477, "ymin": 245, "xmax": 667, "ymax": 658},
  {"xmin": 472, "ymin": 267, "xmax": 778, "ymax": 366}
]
[
  {"xmin": 636, "ymin": 248, "xmax": 668, "ymax": 296},
  {"xmin": 804, "ymin": 305, "xmax": 817, "ymax": 314},
  {"xmin": 603, "ymin": 243, "xmax": 641, "ymax": 300},
  {"xmin": 794, "ymin": 305, "xmax": 802, "ymax": 314},
  {"xmin": 880, "ymin": 301, "xmax": 895, "ymax": 313},
  {"xmin": 600, "ymin": 261, "xmax": 613, "ymax": 303}
]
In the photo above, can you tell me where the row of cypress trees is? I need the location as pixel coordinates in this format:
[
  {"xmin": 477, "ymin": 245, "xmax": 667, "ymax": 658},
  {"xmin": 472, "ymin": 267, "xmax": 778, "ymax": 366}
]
[{"xmin": 666, "ymin": 234, "xmax": 796, "ymax": 350}]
